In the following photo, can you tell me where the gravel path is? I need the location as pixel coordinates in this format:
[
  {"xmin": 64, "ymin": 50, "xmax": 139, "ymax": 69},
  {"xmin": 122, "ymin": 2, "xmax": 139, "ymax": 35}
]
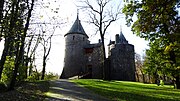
[{"xmin": 45, "ymin": 79, "xmax": 110, "ymax": 101}]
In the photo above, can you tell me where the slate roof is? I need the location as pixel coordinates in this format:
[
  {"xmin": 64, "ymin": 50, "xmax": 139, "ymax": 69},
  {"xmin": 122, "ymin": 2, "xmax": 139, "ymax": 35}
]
[
  {"xmin": 108, "ymin": 31, "xmax": 128, "ymax": 45},
  {"xmin": 64, "ymin": 15, "xmax": 88, "ymax": 38},
  {"xmin": 119, "ymin": 31, "xmax": 128, "ymax": 44}
]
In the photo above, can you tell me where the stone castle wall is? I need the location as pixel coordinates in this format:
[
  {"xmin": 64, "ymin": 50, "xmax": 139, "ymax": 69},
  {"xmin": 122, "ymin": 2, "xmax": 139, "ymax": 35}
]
[
  {"xmin": 61, "ymin": 34, "xmax": 89, "ymax": 78},
  {"xmin": 109, "ymin": 44, "xmax": 136, "ymax": 81}
]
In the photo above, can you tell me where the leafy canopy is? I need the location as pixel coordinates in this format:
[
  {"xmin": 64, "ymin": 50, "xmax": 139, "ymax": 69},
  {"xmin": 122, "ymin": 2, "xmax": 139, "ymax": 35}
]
[{"xmin": 123, "ymin": 0, "xmax": 180, "ymax": 87}]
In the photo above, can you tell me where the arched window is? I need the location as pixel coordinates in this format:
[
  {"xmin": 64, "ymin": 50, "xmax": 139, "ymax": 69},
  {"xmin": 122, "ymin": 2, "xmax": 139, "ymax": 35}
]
[
  {"xmin": 73, "ymin": 36, "xmax": 75, "ymax": 40},
  {"xmin": 83, "ymin": 37, "xmax": 85, "ymax": 41}
]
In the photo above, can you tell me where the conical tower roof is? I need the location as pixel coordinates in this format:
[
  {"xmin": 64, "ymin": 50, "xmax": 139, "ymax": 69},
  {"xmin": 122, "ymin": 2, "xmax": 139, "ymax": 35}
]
[
  {"xmin": 119, "ymin": 31, "xmax": 128, "ymax": 44},
  {"xmin": 65, "ymin": 15, "xmax": 88, "ymax": 38}
]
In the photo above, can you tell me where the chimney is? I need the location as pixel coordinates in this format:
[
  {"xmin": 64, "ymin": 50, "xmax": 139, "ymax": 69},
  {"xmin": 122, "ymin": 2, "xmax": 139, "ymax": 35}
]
[
  {"xmin": 115, "ymin": 34, "xmax": 119, "ymax": 44},
  {"xmin": 98, "ymin": 39, "xmax": 101, "ymax": 43}
]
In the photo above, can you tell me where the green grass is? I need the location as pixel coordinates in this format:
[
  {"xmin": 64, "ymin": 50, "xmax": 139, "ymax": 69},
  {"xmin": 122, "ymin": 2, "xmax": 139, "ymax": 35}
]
[{"xmin": 71, "ymin": 79, "xmax": 180, "ymax": 101}]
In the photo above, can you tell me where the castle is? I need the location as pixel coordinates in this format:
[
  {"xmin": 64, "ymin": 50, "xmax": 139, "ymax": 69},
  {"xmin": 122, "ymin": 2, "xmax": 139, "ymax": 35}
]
[{"xmin": 60, "ymin": 15, "xmax": 135, "ymax": 81}]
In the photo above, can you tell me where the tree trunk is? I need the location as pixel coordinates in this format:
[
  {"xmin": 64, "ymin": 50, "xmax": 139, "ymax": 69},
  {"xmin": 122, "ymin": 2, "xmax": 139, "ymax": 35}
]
[
  {"xmin": 25, "ymin": 35, "xmax": 34, "ymax": 78},
  {"xmin": 8, "ymin": 44, "xmax": 21, "ymax": 90},
  {"xmin": 140, "ymin": 69, "xmax": 145, "ymax": 83},
  {"xmin": 101, "ymin": 38, "xmax": 108, "ymax": 80},
  {"xmin": 142, "ymin": 73, "xmax": 145, "ymax": 83},
  {"xmin": 0, "ymin": 0, "xmax": 16, "ymax": 79},
  {"xmin": 41, "ymin": 36, "xmax": 52, "ymax": 80},
  {"xmin": 136, "ymin": 72, "xmax": 139, "ymax": 82},
  {"xmin": 169, "ymin": 49, "xmax": 179, "ymax": 89},
  {"xmin": 175, "ymin": 76, "xmax": 180, "ymax": 89},
  {"xmin": 8, "ymin": 0, "xmax": 34, "ymax": 90},
  {"xmin": 0, "ymin": 0, "xmax": 4, "ymax": 24},
  {"xmin": 41, "ymin": 55, "xmax": 46, "ymax": 80},
  {"xmin": 28, "ymin": 58, "xmax": 32, "ymax": 76},
  {"xmin": 148, "ymin": 74, "xmax": 151, "ymax": 83},
  {"xmin": 35, "ymin": 66, "xmax": 39, "ymax": 80},
  {"xmin": 0, "ymin": 38, "xmax": 10, "ymax": 79}
]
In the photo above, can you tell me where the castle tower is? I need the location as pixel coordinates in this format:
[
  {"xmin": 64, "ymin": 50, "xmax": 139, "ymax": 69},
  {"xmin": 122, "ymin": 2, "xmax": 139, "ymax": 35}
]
[
  {"xmin": 108, "ymin": 30, "xmax": 135, "ymax": 81},
  {"xmin": 60, "ymin": 14, "xmax": 89, "ymax": 79}
]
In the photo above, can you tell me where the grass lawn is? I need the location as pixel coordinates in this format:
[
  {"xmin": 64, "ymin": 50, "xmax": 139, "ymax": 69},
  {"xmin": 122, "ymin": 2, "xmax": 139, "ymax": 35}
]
[{"xmin": 71, "ymin": 79, "xmax": 180, "ymax": 101}]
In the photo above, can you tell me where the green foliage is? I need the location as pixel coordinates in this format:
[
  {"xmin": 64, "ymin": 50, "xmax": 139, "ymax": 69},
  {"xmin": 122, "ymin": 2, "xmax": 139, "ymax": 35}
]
[
  {"xmin": 72, "ymin": 79, "xmax": 180, "ymax": 101},
  {"xmin": 44, "ymin": 72, "xmax": 59, "ymax": 80},
  {"xmin": 123, "ymin": 0, "xmax": 180, "ymax": 88},
  {"xmin": 1, "ymin": 56, "xmax": 29, "ymax": 84},
  {"xmin": 1, "ymin": 56, "xmax": 14, "ymax": 84},
  {"xmin": 26, "ymin": 71, "xmax": 58, "ymax": 82},
  {"xmin": 16, "ymin": 65, "xmax": 28, "ymax": 82},
  {"xmin": 26, "ymin": 71, "xmax": 40, "ymax": 82},
  {"xmin": 123, "ymin": 0, "xmax": 179, "ymax": 40},
  {"xmin": 160, "ymin": 80, "xmax": 164, "ymax": 86}
]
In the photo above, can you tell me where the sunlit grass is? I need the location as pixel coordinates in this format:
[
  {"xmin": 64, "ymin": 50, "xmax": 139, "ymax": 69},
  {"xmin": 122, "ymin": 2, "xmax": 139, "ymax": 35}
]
[
  {"xmin": 71, "ymin": 79, "xmax": 180, "ymax": 101},
  {"xmin": 45, "ymin": 91, "xmax": 65, "ymax": 98}
]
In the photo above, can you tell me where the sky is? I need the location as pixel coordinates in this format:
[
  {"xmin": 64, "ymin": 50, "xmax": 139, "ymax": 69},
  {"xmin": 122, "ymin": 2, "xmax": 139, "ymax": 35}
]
[{"xmin": 0, "ymin": 0, "xmax": 149, "ymax": 75}]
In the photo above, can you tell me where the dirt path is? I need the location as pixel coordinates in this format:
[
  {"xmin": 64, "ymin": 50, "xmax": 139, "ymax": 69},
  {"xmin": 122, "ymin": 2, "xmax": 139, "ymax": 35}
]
[{"xmin": 45, "ymin": 79, "xmax": 110, "ymax": 101}]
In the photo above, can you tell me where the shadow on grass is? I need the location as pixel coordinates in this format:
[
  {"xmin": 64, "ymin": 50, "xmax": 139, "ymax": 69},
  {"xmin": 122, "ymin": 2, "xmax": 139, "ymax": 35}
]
[
  {"xmin": 73, "ymin": 79, "xmax": 180, "ymax": 101},
  {"xmin": 45, "ymin": 80, "xmax": 109, "ymax": 101},
  {"xmin": 88, "ymin": 86, "xmax": 179, "ymax": 101},
  {"xmin": 0, "ymin": 81, "xmax": 49, "ymax": 101}
]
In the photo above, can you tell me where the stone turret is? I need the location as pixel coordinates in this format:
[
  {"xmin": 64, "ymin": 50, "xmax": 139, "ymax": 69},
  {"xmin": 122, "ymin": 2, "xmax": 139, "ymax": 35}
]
[
  {"xmin": 60, "ymin": 14, "xmax": 89, "ymax": 79},
  {"xmin": 108, "ymin": 30, "xmax": 135, "ymax": 81},
  {"xmin": 64, "ymin": 15, "xmax": 88, "ymax": 38}
]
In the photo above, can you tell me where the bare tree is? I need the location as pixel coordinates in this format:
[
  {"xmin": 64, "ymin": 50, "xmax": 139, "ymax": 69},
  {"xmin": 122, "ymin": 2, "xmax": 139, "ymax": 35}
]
[
  {"xmin": 80, "ymin": 0, "xmax": 122, "ymax": 79},
  {"xmin": 26, "ymin": 0, "xmax": 65, "ymax": 80},
  {"xmin": 38, "ymin": 25, "xmax": 55, "ymax": 80},
  {"xmin": 41, "ymin": 35, "xmax": 52, "ymax": 80},
  {"xmin": 135, "ymin": 53, "xmax": 145, "ymax": 83},
  {"xmin": 24, "ymin": 32, "xmax": 41, "ymax": 77}
]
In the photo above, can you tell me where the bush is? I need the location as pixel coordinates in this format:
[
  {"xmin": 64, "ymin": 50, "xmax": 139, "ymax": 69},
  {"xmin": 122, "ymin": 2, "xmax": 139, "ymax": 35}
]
[
  {"xmin": 1, "ymin": 56, "xmax": 14, "ymax": 84},
  {"xmin": 26, "ymin": 71, "xmax": 40, "ymax": 82},
  {"xmin": 44, "ymin": 72, "xmax": 59, "ymax": 80},
  {"xmin": 160, "ymin": 80, "xmax": 164, "ymax": 86}
]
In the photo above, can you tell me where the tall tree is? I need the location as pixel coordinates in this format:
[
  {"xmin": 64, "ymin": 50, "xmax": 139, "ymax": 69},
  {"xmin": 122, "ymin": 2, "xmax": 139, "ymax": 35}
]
[
  {"xmin": 8, "ymin": 0, "xmax": 35, "ymax": 90},
  {"xmin": 25, "ymin": 33, "xmax": 41, "ymax": 77},
  {"xmin": 40, "ymin": 30, "xmax": 53, "ymax": 80},
  {"xmin": 80, "ymin": 0, "xmax": 122, "ymax": 79},
  {"xmin": 123, "ymin": 0, "xmax": 180, "ymax": 88},
  {"xmin": 0, "ymin": 0, "xmax": 19, "ymax": 79},
  {"xmin": 143, "ymin": 40, "xmax": 167, "ymax": 83}
]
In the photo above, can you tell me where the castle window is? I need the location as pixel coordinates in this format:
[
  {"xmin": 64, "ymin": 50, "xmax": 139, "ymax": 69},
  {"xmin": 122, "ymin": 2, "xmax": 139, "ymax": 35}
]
[
  {"xmin": 73, "ymin": 36, "xmax": 75, "ymax": 40},
  {"xmin": 83, "ymin": 37, "xmax": 85, "ymax": 41},
  {"xmin": 85, "ymin": 48, "xmax": 93, "ymax": 53},
  {"xmin": 88, "ymin": 56, "xmax": 92, "ymax": 62}
]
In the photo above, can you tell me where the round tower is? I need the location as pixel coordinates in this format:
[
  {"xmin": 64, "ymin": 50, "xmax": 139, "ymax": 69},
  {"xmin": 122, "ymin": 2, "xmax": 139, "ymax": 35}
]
[
  {"xmin": 60, "ymin": 15, "xmax": 89, "ymax": 79},
  {"xmin": 108, "ymin": 30, "xmax": 135, "ymax": 81}
]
